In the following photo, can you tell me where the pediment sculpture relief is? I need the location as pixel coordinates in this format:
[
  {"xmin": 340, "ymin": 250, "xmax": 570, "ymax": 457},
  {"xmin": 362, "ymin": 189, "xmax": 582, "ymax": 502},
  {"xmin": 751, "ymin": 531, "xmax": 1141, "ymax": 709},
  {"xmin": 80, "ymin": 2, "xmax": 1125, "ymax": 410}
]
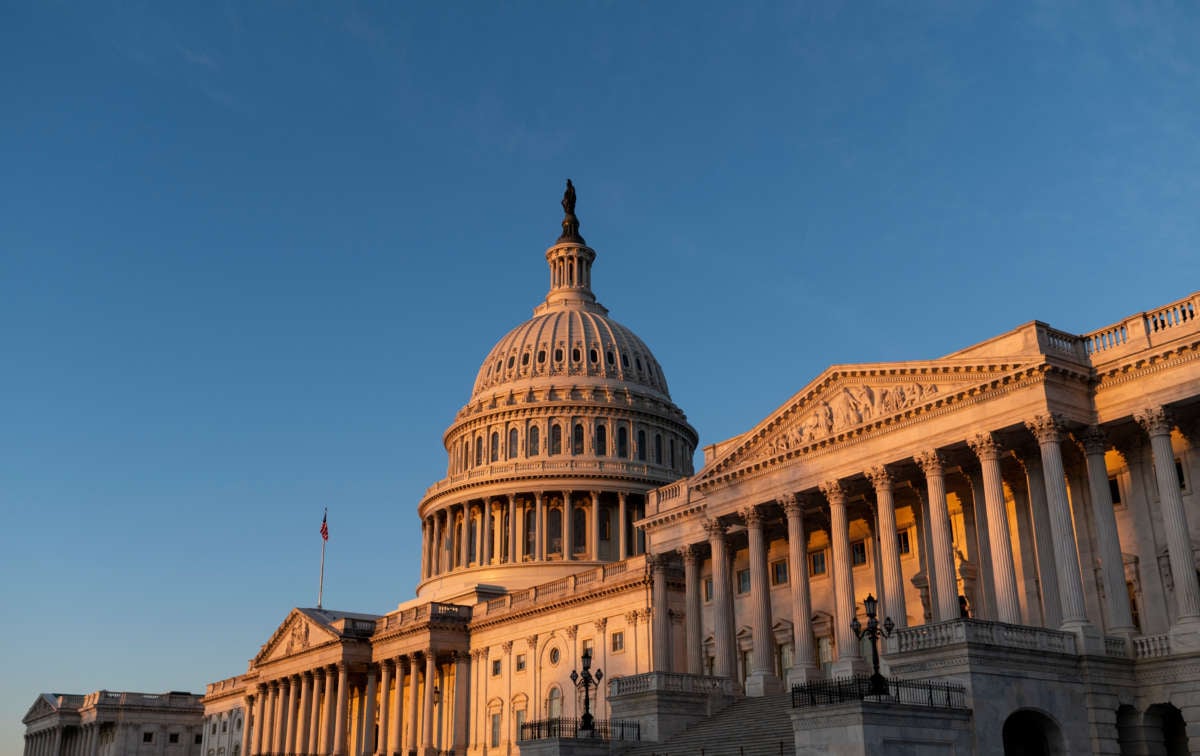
[
  {"xmin": 762, "ymin": 382, "xmax": 939, "ymax": 455},
  {"xmin": 285, "ymin": 619, "xmax": 310, "ymax": 655}
]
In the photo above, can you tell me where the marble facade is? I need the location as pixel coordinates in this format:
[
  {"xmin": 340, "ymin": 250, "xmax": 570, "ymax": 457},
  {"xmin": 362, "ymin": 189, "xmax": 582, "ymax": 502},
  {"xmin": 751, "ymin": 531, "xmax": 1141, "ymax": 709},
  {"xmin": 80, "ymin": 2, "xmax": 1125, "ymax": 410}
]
[{"xmin": 21, "ymin": 691, "xmax": 204, "ymax": 756}]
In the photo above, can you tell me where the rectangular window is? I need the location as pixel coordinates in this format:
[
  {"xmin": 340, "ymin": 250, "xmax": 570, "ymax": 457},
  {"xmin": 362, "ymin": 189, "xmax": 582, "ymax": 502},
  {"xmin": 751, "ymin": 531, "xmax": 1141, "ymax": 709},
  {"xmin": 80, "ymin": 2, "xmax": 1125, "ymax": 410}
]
[
  {"xmin": 897, "ymin": 529, "xmax": 911, "ymax": 555},
  {"xmin": 851, "ymin": 540, "xmax": 867, "ymax": 566},
  {"xmin": 809, "ymin": 550, "xmax": 827, "ymax": 576},
  {"xmin": 1108, "ymin": 476, "xmax": 1122, "ymax": 505},
  {"xmin": 169, "ymin": 734, "xmax": 179, "ymax": 744},
  {"xmin": 195, "ymin": 734, "xmax": 204, "ymax": 745},
  {"xmin": 515, "ymin": 710, "xmax": 527, "ymax": 740},
  {"xmin": 611, "ymin": 631, "xmax": 625, "ymax": 652},
  {"xmin": 770, "ymin": 559, "xmax": 788, "ymax": 586},
  {"xmin": 492, "ymin": 659, "xmax": 502, "ymax": 676},
  {"xmin": 143, "ymin": 733, "xmax": 154, "ymax": 744},
  {"xmin": 736, "ymin": 568, "xmax": 751, "ymax": 594},
  {"xmin": 491, "ymin": 713, "xmax": 501, "ymax": 747},
  {"xmin": 582, "ymin": 638, "xmax": 594, "ymax": 658},
  {"xmin": 515, "ymin": 654, "xmax": 526, "ymax": 672},
  {"xmin": 703, "ymin": 577, "xmax": 713, "ymax": 602}
]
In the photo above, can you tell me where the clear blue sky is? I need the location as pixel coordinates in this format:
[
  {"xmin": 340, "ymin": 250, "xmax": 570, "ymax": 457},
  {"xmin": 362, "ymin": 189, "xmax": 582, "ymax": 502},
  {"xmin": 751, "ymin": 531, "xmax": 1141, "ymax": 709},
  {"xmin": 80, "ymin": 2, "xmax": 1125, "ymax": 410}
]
[{"xmin": 3, "ymin": 2, "xmax": 1198, "ymax": 751}]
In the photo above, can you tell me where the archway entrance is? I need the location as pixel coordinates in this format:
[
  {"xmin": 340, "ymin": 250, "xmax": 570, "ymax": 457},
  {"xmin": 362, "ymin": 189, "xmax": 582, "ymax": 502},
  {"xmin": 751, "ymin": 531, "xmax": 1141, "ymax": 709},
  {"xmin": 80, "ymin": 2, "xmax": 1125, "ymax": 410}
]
[
  {"xmin": 1002, "ymin": 709, "xmax": 1065, "ymax": 756},
  {"xmin": 1145, "ymin": 703, "xmax": 1189, "ymax": 756}
]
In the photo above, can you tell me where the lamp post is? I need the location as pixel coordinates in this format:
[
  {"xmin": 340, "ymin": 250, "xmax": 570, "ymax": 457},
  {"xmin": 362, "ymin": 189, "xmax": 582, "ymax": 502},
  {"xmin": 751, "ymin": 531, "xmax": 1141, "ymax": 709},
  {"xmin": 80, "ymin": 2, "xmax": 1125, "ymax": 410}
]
[
  {"xmin": 850, "ymin": 593, "xmax": 895, "ymax": 696},
  {"xmin": 569, "ymin": 648, "xmax": 604, "ymax": 732}
]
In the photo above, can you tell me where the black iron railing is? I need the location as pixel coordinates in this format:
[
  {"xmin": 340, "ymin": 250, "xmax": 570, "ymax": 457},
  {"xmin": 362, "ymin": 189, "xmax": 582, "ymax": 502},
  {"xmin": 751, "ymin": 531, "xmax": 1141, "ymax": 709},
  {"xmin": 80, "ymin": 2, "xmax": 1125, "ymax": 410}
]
[
  {"xmin": 791, "ymin": 675, "xmax": 967, "ymax": 710},
  {"xmin": 519, "ymin": 717, "xmax": 641, "ymax": 742}
]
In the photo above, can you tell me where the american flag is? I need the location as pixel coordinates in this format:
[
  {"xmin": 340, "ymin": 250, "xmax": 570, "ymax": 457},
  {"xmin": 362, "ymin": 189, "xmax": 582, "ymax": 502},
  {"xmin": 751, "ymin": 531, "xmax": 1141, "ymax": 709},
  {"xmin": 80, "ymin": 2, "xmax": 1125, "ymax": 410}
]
[{"xmin": 320, "ymin": 510, "xmax": 329, "ymax": 541}]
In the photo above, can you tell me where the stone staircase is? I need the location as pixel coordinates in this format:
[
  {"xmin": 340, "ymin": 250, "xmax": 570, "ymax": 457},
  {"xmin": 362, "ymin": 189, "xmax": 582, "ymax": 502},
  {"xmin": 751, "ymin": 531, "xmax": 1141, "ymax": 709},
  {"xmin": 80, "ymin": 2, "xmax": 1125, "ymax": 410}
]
[{"xmin": 618, "ymin": 693, "xmax": 796, "ymax": 756}]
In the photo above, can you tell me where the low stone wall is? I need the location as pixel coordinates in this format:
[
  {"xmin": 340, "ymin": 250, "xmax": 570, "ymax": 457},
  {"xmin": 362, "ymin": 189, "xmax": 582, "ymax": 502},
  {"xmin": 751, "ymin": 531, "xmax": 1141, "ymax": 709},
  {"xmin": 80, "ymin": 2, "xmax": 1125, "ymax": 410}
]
[{"xmin": 791, "ymin": 700, "xmax": 973, "ymax": 755}]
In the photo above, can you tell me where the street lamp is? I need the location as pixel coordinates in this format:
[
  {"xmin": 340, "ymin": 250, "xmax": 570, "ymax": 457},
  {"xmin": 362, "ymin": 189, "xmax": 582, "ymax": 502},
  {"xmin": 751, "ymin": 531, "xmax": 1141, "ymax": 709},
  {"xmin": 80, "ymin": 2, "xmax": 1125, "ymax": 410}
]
[
  {"xmin": 569, "ymin": 648, "xmax": 604, "ymax": 732},
  {"xmin": 850, "ymin": 594, "xmax": 895, "ymax": 696}
]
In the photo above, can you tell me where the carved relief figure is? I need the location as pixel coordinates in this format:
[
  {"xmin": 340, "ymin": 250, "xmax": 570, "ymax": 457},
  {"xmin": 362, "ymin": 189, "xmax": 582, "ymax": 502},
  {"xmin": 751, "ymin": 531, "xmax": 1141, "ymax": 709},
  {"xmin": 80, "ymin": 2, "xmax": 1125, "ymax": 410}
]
[{"xmin": 764, "ymin": 382, "xmax": 940, "ymax": 455}]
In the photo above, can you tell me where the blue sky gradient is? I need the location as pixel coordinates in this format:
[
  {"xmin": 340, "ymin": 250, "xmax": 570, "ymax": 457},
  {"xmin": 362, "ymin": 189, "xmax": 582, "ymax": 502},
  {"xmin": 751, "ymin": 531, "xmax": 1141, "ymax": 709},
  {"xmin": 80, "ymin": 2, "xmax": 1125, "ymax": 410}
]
[{"xmin": 3, "ymin": 3, "xmax": 1199, "ymax": 751}]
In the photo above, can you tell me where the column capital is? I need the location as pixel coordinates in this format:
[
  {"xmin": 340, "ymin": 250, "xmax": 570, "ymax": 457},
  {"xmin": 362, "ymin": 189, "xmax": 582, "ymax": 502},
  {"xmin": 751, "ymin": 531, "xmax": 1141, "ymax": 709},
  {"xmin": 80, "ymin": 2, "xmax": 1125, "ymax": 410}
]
[
  {"xmin": 865, "ymin": 465, "xmax": 894, "ymax": 491},
  {"xmin": 1026, "ymin": 412, "xmax": 1068, "ymax": 444},
  {"xmin": 564, "ymin": 624, "xmax": 579, "ymax": 640},
  {"xmin": 679, "ymin": 543, "xmax": 702, "ymax": 563},
  {"xmin": 819, "ymin": 480, "xmax": 847, "ymax": 505},
  {"xmin": 967, "ymin": 432, "xmax": 1003, "ymax": 461},
  {"xmin": 778, "ymin": 492, "xmax": 802, "ymax": 515},
  {"xmin": 915, "ymin": 449, "xmax": 945, "ymax": 476},
  {"xmin": 1135, "ymin": 406, "xmax": 1174, "ymax": 437},
  {"xmin": 703, "ymin": 518, "xmax": 726, "ymax": 540},
  {"xmin": 1074, "ymin": 425, "xmax": 1109, "ymax": 456},
  {"xmin": 741, "ymin": 505, "xmax": 764, "ymax": 527},
  {"xmin": 625, "ymin": 610, "xmax": 640, "ymax": 625},
  {"xmin": 526, "ymin": 633, "xmax": 539, "ymax": 649},
  {"xmin": 593, "ymin": 617, "xmax": 608, "ymax": 632},
  {"xmin": 646, "ymin": 552, "xmax": 671, "ymax": 571}
]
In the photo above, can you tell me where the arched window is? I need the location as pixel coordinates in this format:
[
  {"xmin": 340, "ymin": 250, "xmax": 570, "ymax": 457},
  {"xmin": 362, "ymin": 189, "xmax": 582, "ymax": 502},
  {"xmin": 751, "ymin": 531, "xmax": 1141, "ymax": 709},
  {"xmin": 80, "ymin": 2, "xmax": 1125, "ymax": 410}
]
[
  {"xmin": 547, "ymin": 687, "xmax": 562, "ymax": 719},
  {"xmin": 637, "ymin": 430, "xmax": 647, "ymax": 461},
  {"xmin": 524, "ymin": 508, "xmax": 535, "ymax": 558},
  {"xmin": 549, "ymin": 424, "xmax": 562, "ymax": 455},
  {"xmin": 655, "ymin": 434, "xmax": 663, "ymax": 464},
  {"xmin": 476, "ymin": 437, "xmax": 483, "ymax": 466},
  {"xmin": 573, "ymin": 507, "xmax": 587, "ymax": 551},
  {"xmin": 491, "ymin": 432, "xmax": 500, "ymax": 462},
  {"xmin": 670, "ymin": 438, "xmax": 676, "ymax": 468},
  {"xmin": 595, "ymin": 425, "xmax": 607, "ymax": 456},
  {"xmin": 548, "ymin": 507, "xmax": 563, "ymax": 554},
  {"xmin": 508, "ymin": 428, "xmax": 518, "ymax": 459},
  {"xmin": 572, "ymin": 424, "xmax": 584, "ymax": 455},
  {"xmin": 528, "ymin": 426, "xmax": 540, "ymax": 456},
  {"xmin": 617, "ymin": 426, "xmax": 629, "ymax": 458}
]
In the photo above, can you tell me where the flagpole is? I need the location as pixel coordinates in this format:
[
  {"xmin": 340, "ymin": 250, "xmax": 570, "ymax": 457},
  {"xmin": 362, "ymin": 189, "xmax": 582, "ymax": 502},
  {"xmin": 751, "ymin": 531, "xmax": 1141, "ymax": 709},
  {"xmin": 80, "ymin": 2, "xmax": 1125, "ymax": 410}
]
[{"xmin": 318, "ymin": 508, "xmax": 328, "ymax": 609}]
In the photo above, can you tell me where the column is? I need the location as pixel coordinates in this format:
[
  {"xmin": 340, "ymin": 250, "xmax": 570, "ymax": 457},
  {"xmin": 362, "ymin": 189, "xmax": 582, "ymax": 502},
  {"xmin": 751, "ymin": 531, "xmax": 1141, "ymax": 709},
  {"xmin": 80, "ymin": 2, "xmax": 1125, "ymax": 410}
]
[
  {"xmin": 272, "ymin": 680, "xmax": 287, "ymax": 756},
  {"xmin": 452, "ymin": 653, "xmax": 470, "ymax": 754},
  {"xmin": 507, "ymin": 494, "xmax": 517, "ymax": 563},
  {"xmin": 781, "ymin": 494, "xmax": 818, "ymax": 682},
  {"xmin": 376, "ymin": 662, "xmax": 391, "ymax": 756},
  {"xmin": 963, "ymin": 472, "xmax": 996, "ymax": 620},
  {"xmin": 515, "ymin": 499, "xmax": 527, "ymax": 562},
  {"xmin": 743, "ymin": 505, "xmax": 782, "ymax": 695},
  {"xmin": 867, "ymin": 467, "xmax": 908, "ymax": 628},
  {"xmin": 332, "ymin": 664, "xmax": 349, "ymax": 756},
  {"xmin": 241, "ymin": 696, "xmax": 255, "ymax": 756},
  {"xmin": 563, "ymin": 491, "xmax": 574, "ymax": 560},
  {"xmin": 421, "ymin": 652, "xmax": 436, "ymax": 755},
  {"xmin": 481, "ymin": 500, "xmax": 492, "ymax": 565},
  {"xmin": 362, "ymin": 666, "xmax": 378, "ymax": 756},
  {"xmin": 459, "ymin": 504, "xmax": 470, "ymax": 568},
  {"xmin": 406, "ymin": 655, "xmax": 421, "ymax": 755},
  {"xmin": 255, "ymin": 685, "xmax": 270, "ymax": 756},
  {"xmin": 535, "ymin": 492, "xmax": 545, "ymax": 561},
  {"xmin": 968, "ymin": 434, "xmax": 1022, "ymax": 624},
  {"xmin": 50, "ymin": 730, "xmax": 62, "ymax": 756},
  {"xmin": 1026, "ymin": 414, "xmax": 1091, "ymax": 629},
  {"xmin": 823, "ymin": 481, "xmax": 865, "ymax": 674},
  {"xmin": 284, "ymin": 676, "xmax": 300, "ymax": 756},
  {"xmin": 1136, "ymin": 407, "xmax": 1200, "ymax": 639},
  {"xmin": 704, "ymin": 519, "xmax": 737, "ymax": 680},
  {"xmin": 589, "ymin": 491, "xmax": 601, "ymax": 560},
  {"xmin": 296, "ymin": 673, "xmax": 313, "ymax": 755},
  {"xmin": 421, "ymin": 519, "xmax": 430, "ymax": 579},
  {"xmin": 1018, "ymin": 452, "xmax": 1063, "ymax": 627},
  {"xmin": 915, "ymin": 451, "xmax": 959, "ymax": 622},
  {"xmin": 1078, "ymin": 426, "xmax": 1137, "ymax": 635},
  {"xmin": 649, "ymin": 553, "xmax": 672, "ymax": 672},
  {"xmin": 618, "ymin": 493, "xmax": 628, "ymax": 560},
  {"xmin": 308, "ymin": 670, "xmax": 324, "ymax": 756},
  {"xmin": 681, "ymin": 545, "xmax": 704, "ymax": 674},
  {"xmin": 322, "ymin": 667, "xmax": 337, "ymax": 756},
  {"xmin": 389, "ymin": 659, "xmax": 405, "ymax": 756},
  {"xmin": 432, "ymin": 514, "xmax": 442, "ymax": 575}
]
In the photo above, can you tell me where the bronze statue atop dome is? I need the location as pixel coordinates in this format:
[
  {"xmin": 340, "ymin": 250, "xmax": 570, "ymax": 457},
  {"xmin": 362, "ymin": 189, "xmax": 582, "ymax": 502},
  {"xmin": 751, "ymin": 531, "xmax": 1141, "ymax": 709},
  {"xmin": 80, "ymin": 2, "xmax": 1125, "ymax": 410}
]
[{"xmin": 557, "ymin": 178, "xmax": 585, "ymax": 243}]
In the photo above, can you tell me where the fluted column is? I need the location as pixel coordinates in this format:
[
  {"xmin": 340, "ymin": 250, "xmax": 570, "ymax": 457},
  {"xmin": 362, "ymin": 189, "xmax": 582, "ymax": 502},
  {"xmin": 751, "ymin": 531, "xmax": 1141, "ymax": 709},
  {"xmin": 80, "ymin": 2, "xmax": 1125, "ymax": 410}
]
[
  {"xmin": 563, "ymin": 491, "xmax": 574, "ymax": 560},
  {"xmin": 1017, "ymin": 452, "xmax": 1062, "ymax": 627},
  {"xmin": 1136, "ymin": 407, "xmax": 1200, "ymax": 635},
  {"xmin": 781, "ymin": 494, "xmax": 818, "ymax": 682},
  {"xmin": 389, "ymin": 659, "xmax": 405, "ymax": 756},
  {"xmin": 272, "ymin": 680, "xmax": 288, "ymax": 756},
  {"xmin": 681, "ymin": 545, "xmax": 703, "ymax": 674},
  {"xmin": 322, "ymin": 667, "xmax": 337, "ymax": 756},
  {"xmin": 406, "ymin": 656, "xmax": 420, "ymax": 755},
  {"xmin": 459, "ymin": 505, "xmax": 470, "ymax": 569},
  {"xmin": 240, "ymin": 696, "xmax": 255, "ymax": 756},
  {"xmin": 296, "ymin": 673, "xmax": 312, "ymax": 755},
  {"xmin": 915, "ymin": 451, "xmax": 959, "ymax": 622},
  {"xmin": 649, "ymin": 553, "xmax": 672, "ymax": 672},
  {"xmin": 285, "ymin": 676, "xmax": 301, "ymax": 756},
  {"xmin": 374, "ymin": 662, "xmax": 390, "ymax": 756},
  {"xmin": 481, "ymin": 500, "xmax": 493, "ymax": 565},
  {"xmin": 1027, "ymin": 414, "xmax": 1090, "ymax": 627},
  {"xmin": 507, "ymin": 494, "xmax": 517, "ymax": 563},
  {"xmin": 362, "ymin": 666, "xmax": 378, "ymax": 756},
  {"xmin": 421, "ymin": 652, "xmax": 436, "ymax": 755},
  {"xmin": 1077, "ymin": 426, "xmax": 1137, "ymax": 635},
  {"xmin": 589, "ymin": 491, "xmax": 601, "ymax": 560},
  {"xmin": 433, "ymin": 514, "xmax": 444, "ymax": 576},
  {"xmin": 452, "ymin": 653, "xmax": 470, "ymax": 754},
  {"xmin": 332, "ymin": 664, "xmax": 349, "ymax": 756},
  {"xmin": 705, "ymin": 519, "xmax": 737, "ymax": 680},
  {"xmin": 867, "ymin": 467, "xmax": 908, "ymax": 628},
  {"xmin": 534, "ymin": 492, "xmax": 545, "ymax": 561},
  {"xmin": 968, "ymin": 434, "xmax": 1022, "ymax": 624},
  {"xmin": 255, "ymin": 685, "xmax": 270, "ymax": 756},
  {"xmin": 618, "ymin": 493, "xmax": 628, "ymax": 560},
  {"xmin": 823, "ymin": 481, "xmax": 864, "ymax": 674},
  {"xmin": 743, "ymin": 505, "xmax": 782, "ymax": 695},
  {"xmin": 308, "ymin": 670, "xmax": 324, "ymax": 756}
]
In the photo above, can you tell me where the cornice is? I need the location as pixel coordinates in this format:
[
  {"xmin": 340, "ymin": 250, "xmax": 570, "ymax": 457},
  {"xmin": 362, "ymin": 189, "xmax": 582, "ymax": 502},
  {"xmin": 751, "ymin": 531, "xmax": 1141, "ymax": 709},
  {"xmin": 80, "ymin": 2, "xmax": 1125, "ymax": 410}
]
[
  {"xmin": 469, "ymin": 574, "xmax": 648, "ymax": 631},
  {"xmin": 1093, "ymin": 339, "xmax": 1200, "ymax": 394}
]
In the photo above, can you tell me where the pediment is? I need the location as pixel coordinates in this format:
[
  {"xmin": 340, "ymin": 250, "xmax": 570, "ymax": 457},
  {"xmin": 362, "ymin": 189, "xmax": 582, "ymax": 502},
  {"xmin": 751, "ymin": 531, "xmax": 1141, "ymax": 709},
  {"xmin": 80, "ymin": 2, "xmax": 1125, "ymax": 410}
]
[
  {"xmin": 697, "ymin": 359, "xmax": 1035, "ymax": 485},
  {"xmin": 23, "ymin": 695, "xmax": 58, "ymax": 724},
  {"xmin": 254, "ymin": 609, "xmax": 340, "ymax": 665}
]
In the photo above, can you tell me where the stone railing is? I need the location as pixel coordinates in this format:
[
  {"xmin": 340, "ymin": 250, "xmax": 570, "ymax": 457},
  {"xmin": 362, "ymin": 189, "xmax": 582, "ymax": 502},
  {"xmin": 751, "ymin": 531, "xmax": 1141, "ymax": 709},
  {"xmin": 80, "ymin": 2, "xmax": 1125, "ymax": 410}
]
[
  {"xmin": 887, "ymin": 619, "xmax": 1077, "ymax": 656},
  {"xmin": 1104, "ymin": 637, "xmax": 1129, "ymax": 658},
  {"xmin": 649, "ymin": 482, "xmax": 688, "ymax": 514},
  {"xmin": 1082, "ymin": 291, "xmax": 1199, "ymax": 359},
  {"xmin": 86, "ymin": 691, "xmax": 202, "ymax": 709},
  {"xmin": 378, "ymin": 602, "xmax": 470, "ymax": 633},
  {"xmin": 607, "ymin": 672, "xmax": 737, "ymax": 698},
  {"xmin": 204, "ymin": 675, "xmax": 247, "ymax": 698},
  {"xmin": 424, "ymin": 459, "xmax": 673, "ymax": 497},
  {"xmin": 474, "ymin": 555, "xmax": 648, "ymax": 619},
  {"xmin": 1132, "ymin": 633, "xmax": 1172, "ymax": 659}
]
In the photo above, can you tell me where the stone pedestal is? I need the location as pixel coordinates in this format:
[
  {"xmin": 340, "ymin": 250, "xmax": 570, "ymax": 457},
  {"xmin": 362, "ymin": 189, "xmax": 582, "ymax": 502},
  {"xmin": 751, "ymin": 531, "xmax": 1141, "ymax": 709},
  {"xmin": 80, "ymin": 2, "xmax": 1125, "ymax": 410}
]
[
  {"xmin": 607, "ymin": 673, "xmax": 736, "ymax": 743},
  {"xmin": 791, "ymin": 701, "xmax": 974, "ymax": 755},
  {"xmin": 515, "ymin": 738, "xmax": 613, "ymax": 756}
]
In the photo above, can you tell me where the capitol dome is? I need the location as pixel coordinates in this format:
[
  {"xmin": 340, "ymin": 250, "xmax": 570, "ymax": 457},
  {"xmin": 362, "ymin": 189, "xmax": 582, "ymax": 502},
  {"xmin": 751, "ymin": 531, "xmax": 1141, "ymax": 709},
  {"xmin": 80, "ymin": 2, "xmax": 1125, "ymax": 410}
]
[{"xmin": 415, "ymin": 181, "xmax": 697, "ymax": 601}]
